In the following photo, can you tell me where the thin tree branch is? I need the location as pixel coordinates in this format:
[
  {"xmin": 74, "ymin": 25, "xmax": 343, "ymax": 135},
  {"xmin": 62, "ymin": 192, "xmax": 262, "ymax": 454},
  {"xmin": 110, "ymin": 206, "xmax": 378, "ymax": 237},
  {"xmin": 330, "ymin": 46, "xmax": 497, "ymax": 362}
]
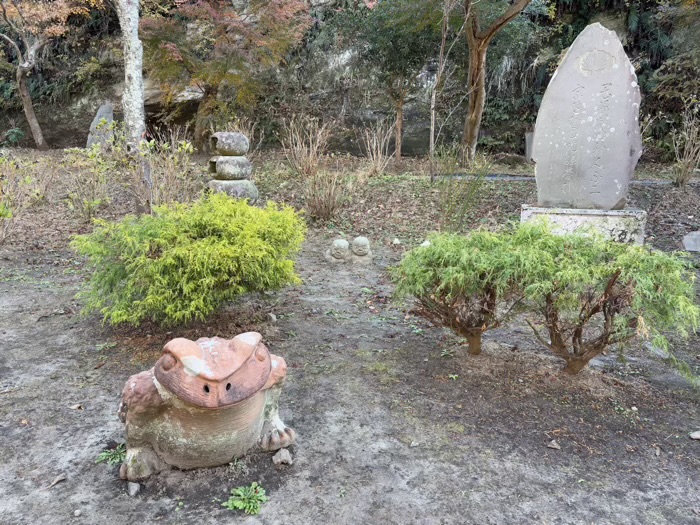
[
  {"xmin": 1, "ymin": 1, "xmax": 21, "ymax": 35},
  {"xmin": 9, "ymin": 0, "xmax": 26, "ymax": 26},
  {"xmin": 2, "ymin": 0, "xmax": 29, "ymax": 51},
  {"xmin": 477, "ymin": 0, "xmax": 531, "ymax": 44},
  {"xmin": 0, "ymin": 31, "xmax": 22, "ymax": 59}
]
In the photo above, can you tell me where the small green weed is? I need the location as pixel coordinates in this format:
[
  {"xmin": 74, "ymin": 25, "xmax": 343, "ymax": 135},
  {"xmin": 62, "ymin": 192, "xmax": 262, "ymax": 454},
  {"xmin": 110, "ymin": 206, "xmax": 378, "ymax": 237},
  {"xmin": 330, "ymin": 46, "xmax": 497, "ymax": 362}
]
[
  {"xmin": 95, "ymin": 342, "xmax": 117, "ymax": 352},
  {"xmin": 409, "ymin": 324, "xmax": 424, "ymax": 335},
  {"xmin": 96, "ymin": 443, "xmax": 126, "ymax": 466},
  {"xmin": 222, "ymin": 482, "xmax": 268, "ymax": 515}
]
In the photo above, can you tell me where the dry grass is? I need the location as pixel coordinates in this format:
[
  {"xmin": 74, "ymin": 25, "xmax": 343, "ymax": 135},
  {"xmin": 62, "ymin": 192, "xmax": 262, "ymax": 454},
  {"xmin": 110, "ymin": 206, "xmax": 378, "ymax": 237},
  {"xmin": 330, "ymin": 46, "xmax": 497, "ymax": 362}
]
[
  {"xmin": 672, "ymin": 106, "xmax": 700, "ymax": 187},
  {"xmin": 146, "ymin": 127, "xmax": 204, "ymax": 208}
]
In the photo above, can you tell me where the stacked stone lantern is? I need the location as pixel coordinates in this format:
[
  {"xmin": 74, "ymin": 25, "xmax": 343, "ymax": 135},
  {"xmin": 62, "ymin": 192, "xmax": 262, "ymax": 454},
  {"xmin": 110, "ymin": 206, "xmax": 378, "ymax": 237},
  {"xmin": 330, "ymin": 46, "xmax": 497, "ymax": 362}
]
[{"xmin": 208, "ymin": 132, "xmax": 259, "ymax": 202}]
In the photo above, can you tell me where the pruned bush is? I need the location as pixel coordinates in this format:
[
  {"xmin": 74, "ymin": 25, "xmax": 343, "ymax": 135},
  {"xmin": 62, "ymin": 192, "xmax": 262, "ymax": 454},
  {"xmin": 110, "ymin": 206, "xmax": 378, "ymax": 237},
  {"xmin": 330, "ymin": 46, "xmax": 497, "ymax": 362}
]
[
  {"xmin": 280, "ymin": 115, "xmax": 344, "ymax": 220},
  {"xmin": 141, "ymin": 128, "xmax": 203, "ymax": 207},
  {"xmin": 72, "ymin": 193, "xmax": 306, "ymax": 326},
  {"xmin": 80, "ymin": 123, "xmax": 202, "ymax": 214},
  {"xmin": 304, "ymin": 169, "xmax": 345, "ymax": 221},
  {"xmin": 393, "ymin": 231, "xmax": 527, "ymax": 355},
  {"xmin": 394, "ymin": 223, "xmax": 700, "ymax": 375},
  {"xmin": 513, "ymin": 223, "xmax": 699, "ymax": 375}
]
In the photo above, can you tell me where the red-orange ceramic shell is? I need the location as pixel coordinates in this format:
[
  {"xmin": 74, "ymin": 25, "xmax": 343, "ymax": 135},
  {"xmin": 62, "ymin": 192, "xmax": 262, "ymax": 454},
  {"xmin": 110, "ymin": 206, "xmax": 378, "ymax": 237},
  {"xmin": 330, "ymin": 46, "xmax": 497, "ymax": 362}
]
[{"xmin": 154, "ymin": 332, "xmax": 271, "ymax": 408}]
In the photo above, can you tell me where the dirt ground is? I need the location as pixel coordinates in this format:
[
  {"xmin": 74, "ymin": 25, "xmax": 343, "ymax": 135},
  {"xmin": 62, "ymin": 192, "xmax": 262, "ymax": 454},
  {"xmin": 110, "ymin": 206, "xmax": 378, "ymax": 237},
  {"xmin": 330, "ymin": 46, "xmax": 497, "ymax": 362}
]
[{"xmin": 1, "ymin": 156, "xmax": 700, "ymax": 525}]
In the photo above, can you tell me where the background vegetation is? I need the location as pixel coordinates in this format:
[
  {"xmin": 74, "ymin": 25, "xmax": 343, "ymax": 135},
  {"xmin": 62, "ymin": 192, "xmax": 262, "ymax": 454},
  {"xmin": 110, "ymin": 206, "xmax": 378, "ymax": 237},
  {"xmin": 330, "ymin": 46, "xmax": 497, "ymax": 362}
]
[{"xmin": 0, "ymin": 0, "xmax": 698, "ymax": 159}]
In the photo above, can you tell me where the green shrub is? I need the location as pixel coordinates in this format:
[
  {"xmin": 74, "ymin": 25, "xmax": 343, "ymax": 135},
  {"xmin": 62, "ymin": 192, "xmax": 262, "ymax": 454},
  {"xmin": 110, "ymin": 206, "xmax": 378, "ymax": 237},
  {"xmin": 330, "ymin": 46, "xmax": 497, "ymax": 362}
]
[
  {"xmin": 0, "ymin": 126, "xmax": 25, "ymax": 147},
  {"xmin": 72, "ymin": 193, "xmax": 306, "ymax": 326},
  {"xmin": 392, "ymin": 230, "xmax": 528, "ymax": 355},
  {"xmin": 394, "ymin": 223, "xmax": 700, "ymax": 375},
  {"xmin": 512, "ymin": 223, "xmax": 699, "ymax": 375}
]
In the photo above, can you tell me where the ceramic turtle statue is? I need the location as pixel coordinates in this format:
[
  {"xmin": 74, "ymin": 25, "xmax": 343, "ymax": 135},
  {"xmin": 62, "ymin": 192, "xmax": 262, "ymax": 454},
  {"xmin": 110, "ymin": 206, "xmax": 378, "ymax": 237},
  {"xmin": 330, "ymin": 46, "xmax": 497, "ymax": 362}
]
[{"xmin": 117, "ymin": 332, "xmax": 295, "ymax": 481}]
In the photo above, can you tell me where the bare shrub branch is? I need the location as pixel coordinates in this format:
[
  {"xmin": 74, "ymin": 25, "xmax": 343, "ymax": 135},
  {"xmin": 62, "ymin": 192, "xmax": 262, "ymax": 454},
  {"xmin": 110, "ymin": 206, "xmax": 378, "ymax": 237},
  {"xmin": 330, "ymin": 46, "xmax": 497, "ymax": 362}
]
[
  {"xmin": 359, "ymin": 119, "xmax": 394, "ymax": 179},
  {"xmin": 281, "ymin": 115, "xmax": 331, "ymax": 179}
]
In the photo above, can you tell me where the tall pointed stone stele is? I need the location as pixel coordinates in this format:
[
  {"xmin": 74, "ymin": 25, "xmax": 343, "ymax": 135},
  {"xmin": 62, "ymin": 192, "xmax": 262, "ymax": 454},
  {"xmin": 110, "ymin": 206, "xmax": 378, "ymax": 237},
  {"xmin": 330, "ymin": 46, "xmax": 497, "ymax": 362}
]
[
  {"xmin": 533, "ymin": 23, "xmax": 642, "ymax": 210},
  {"xmin": 522, "ymin": 23, "xmax": 647, "ymax": 244}
]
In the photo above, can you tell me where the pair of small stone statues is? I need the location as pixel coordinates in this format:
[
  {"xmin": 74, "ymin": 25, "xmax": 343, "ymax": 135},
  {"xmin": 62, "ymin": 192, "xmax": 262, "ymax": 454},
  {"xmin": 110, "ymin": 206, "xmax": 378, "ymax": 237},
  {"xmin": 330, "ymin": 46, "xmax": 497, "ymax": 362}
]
[{"xmin": 325, "ymin": 236, "xmax": 372, "ymax": 265}]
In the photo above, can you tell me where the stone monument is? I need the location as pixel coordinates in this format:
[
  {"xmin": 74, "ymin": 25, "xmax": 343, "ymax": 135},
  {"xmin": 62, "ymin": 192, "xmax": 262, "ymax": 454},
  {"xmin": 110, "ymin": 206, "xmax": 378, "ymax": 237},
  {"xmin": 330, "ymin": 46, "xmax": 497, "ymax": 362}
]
[
  {"xmin": 86, "ymin": 102, "xmax": 114, "ymax": 148},
  {"xmin": 207, "ymin": 131, "xmax": 259, "ymax": 202},
  {"xmin": 683, "ymin": 231, "xmax": 700, "ymax": 252},
  {"xmin": 117, "ymin": 332, "xmax": 295, "ymax": 481},
  {"xmin": 522, "ymin": 23, "xmax": 647, "ymax": 244}
]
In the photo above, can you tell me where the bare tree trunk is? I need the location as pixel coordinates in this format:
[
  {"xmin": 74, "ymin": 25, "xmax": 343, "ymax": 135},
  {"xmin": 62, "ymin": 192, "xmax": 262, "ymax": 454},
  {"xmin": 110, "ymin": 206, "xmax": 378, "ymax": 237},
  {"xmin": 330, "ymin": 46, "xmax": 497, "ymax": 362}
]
[
  {"xmin": 462, "ymin": 44, "xmax": 487, "ymax": 162},
  {"xmin": 115, "ymin": 0, "xmax": 146, "ymax": 148},
  {"xmin": 429, "ymin": 84, "xmax": 438, "ymax": 180},
  {"xmin": 115, "ymin": 0, "xmax": 149, "ymax": 214},
  {"xmin": 563, "ymin": 358, "xmax": 589, "ymax": 375},
  {"xmin": 16, "ymin": 68, "xmax": 47, "ymax": 150},
  {"xmin": 460, "ymin": 0, "xmax": 532, "ymax": 161},
  {"xmin": 395, "ymin": 96, "xmax": 404, "ymax": 160},
  {"xmin": 465, "ymin": 331, "xmax": 482, "ymax": 355}
]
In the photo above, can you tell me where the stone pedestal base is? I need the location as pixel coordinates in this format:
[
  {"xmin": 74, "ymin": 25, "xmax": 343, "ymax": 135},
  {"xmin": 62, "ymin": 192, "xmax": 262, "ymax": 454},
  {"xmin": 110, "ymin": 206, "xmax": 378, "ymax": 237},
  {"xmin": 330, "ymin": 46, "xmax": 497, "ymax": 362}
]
[
  {"xmin": 520, "ymin": 205, "xmax": 647, "ymax": 244},
  {"xmin": 208, "ymin": 179, "xmax": 259, "ymax": 202}
]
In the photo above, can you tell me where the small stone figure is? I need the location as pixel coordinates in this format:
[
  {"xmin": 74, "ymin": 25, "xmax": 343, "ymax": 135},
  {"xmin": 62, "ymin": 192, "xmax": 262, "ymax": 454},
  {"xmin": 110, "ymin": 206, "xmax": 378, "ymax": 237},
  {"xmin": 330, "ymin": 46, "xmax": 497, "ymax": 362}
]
[
  {"xmin": 324, "ymin": 239, "xmax": 351, "ymax": 263},
  {"xmin": 207, "ymin": 131, "xmax": 259, "ymax": 202},
  {"xmin": 351, "ymin": 236, "xmax": 372, "ymax": 264},
  {"xmin": 117, "ymin": 332, "xmax": 295, "ymax": 481}
]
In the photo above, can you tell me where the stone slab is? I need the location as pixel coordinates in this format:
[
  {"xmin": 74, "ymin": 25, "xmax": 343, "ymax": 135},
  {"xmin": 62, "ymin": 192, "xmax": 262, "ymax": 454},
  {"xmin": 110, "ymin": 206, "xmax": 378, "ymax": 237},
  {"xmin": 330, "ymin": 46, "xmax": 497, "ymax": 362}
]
[
  {"xmin": 210, "ymin": 132, "xmax": 249, "ymax": 156},
  {"xmin": 520, "ymin": 205, "xmax": 646, "ymax": 244},
  {"xmin": 212, "ymin": 156, "xmax": 253, "ymax": 180},
  {"xmin": 86, "ymin": 102, "xmax": 114, "ymax": 148},
  {"xmin": 208, "ymin": 179, "xmax": 259, "ymax": 202},
  {"xmin": 532, "ymin": 23, "xmax": 643, "ymax": 210},
  {"xmin": 682, "ymin": 231, "xmax": 700, "ymax": 252}
]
